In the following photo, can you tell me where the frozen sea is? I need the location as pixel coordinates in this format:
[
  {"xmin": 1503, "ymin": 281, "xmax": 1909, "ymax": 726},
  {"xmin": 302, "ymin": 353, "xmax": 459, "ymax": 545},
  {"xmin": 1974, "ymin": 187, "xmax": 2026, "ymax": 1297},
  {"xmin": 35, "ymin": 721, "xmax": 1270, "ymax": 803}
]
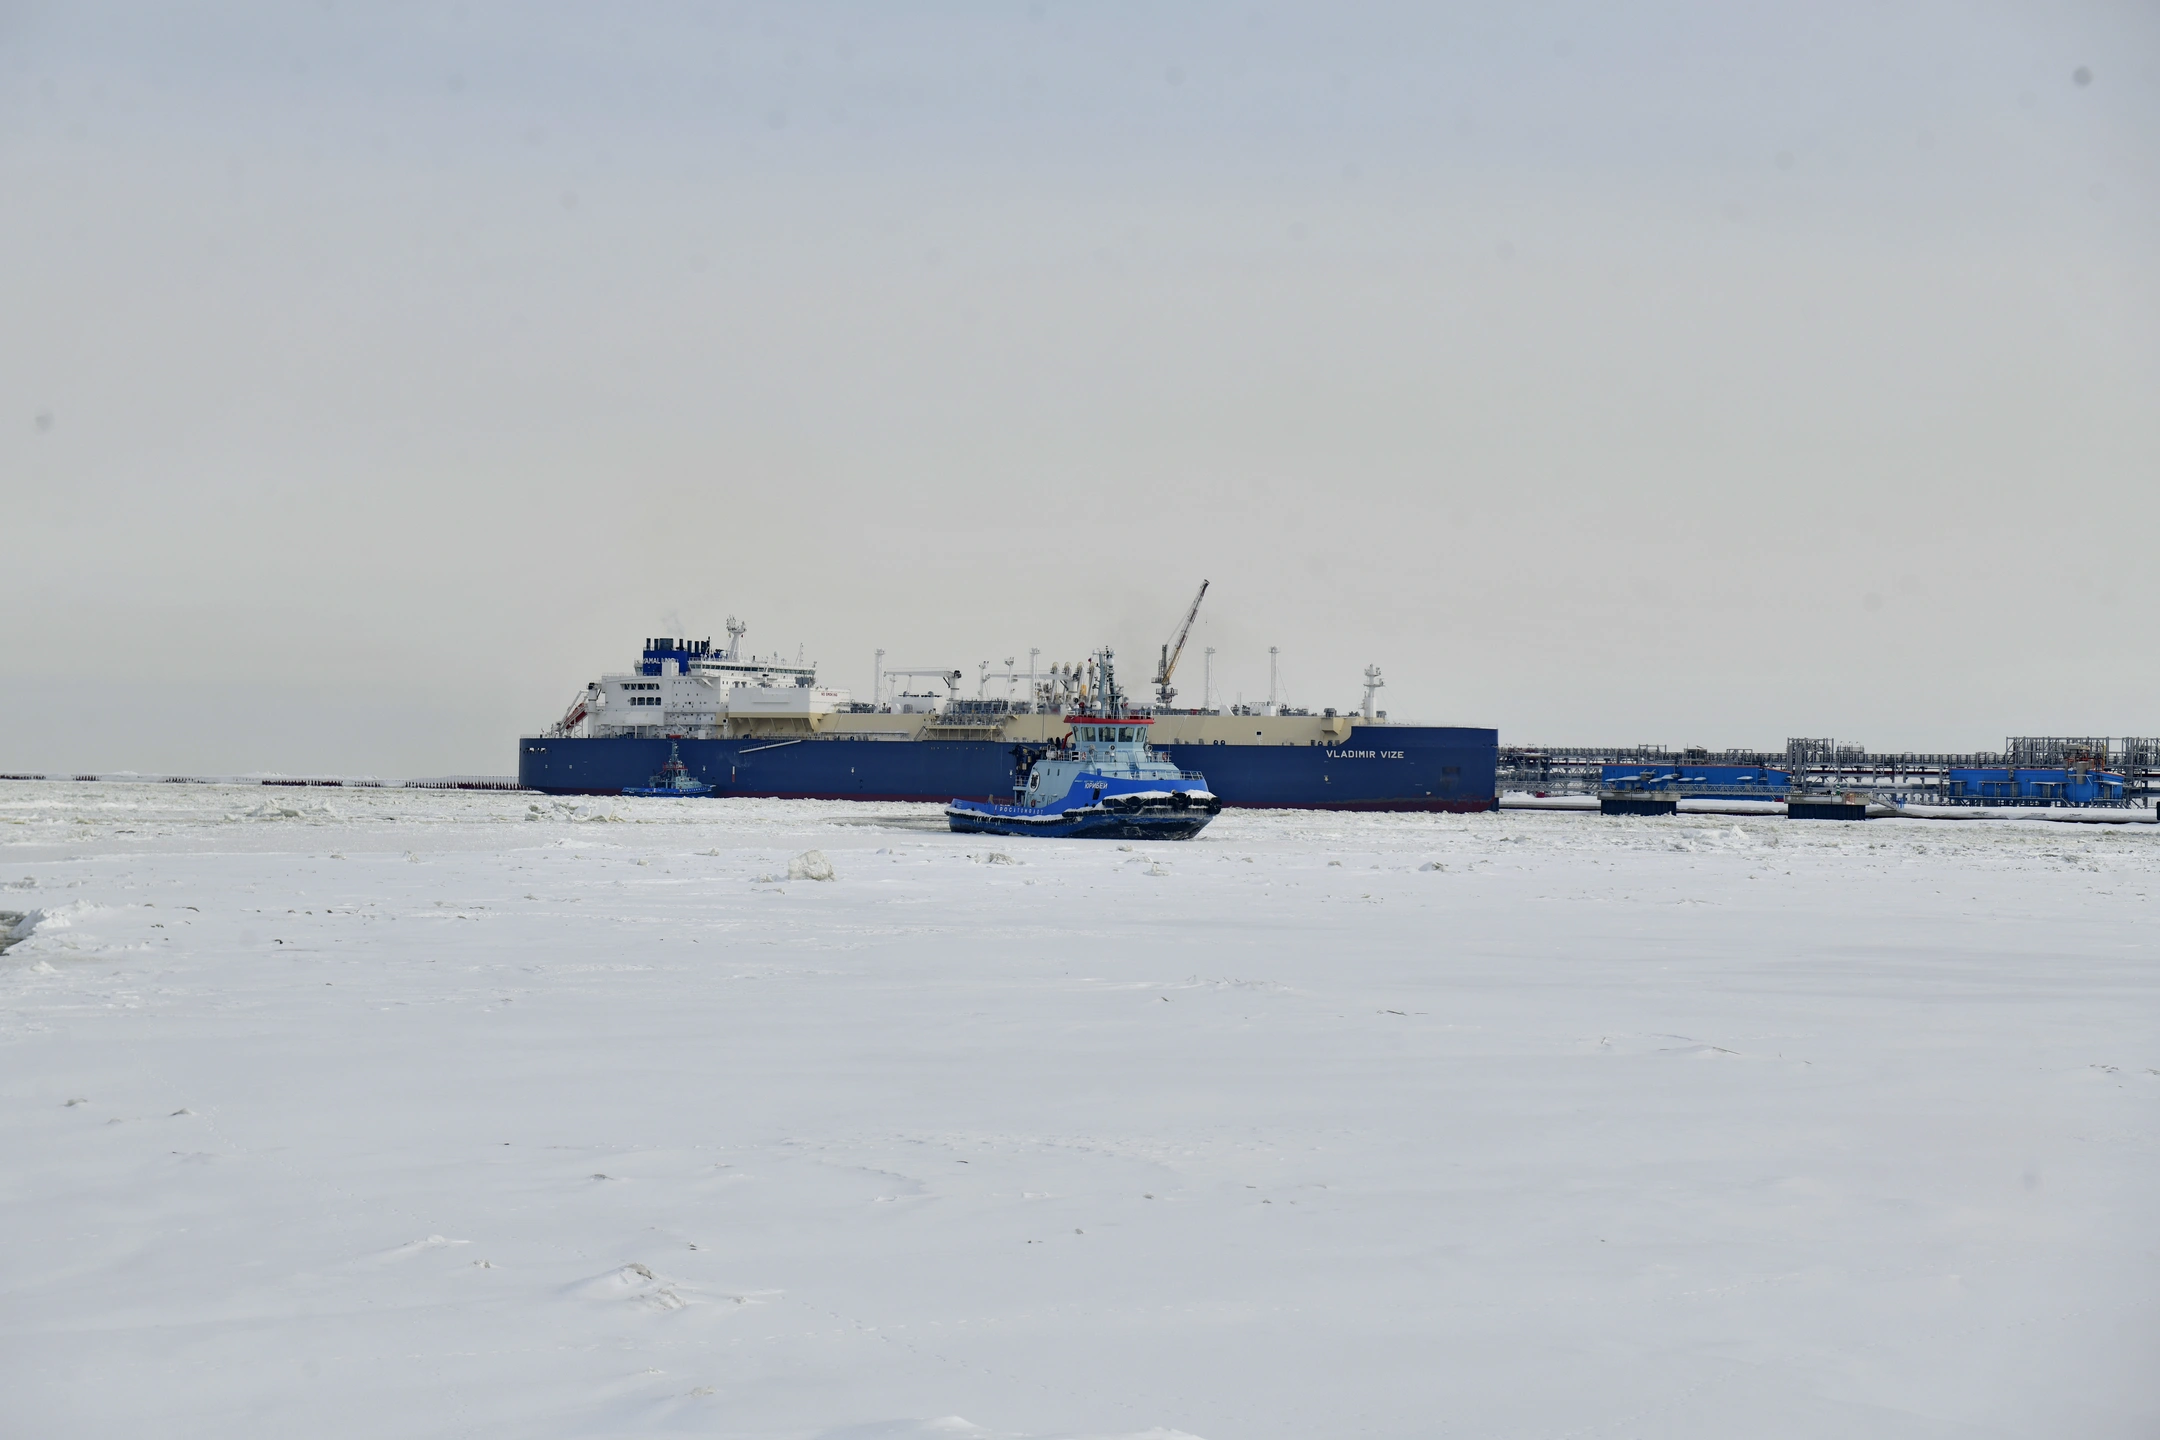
[{"xmin": 2, "ymin": 783, "xmax": 2155, "ymax": 1439}]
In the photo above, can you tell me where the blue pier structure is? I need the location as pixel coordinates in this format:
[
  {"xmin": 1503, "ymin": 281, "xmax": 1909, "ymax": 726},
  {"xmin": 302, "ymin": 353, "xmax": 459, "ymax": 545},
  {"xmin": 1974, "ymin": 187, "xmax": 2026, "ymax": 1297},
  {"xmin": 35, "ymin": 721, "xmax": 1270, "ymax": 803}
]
[
  {"xmin": 1944, "ymin": 766, "xmax": 2128, "ymax": 806},
  {"xmin": 1599, "ymin": 764, "xmax": 1792, "ymax": 801}
]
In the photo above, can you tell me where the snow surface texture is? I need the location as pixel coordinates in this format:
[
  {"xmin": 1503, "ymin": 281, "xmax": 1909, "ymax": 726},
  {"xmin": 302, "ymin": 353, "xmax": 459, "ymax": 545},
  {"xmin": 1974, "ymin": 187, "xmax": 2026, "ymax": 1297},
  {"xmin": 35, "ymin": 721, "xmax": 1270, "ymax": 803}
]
[{"xmin": 2, "ymin": 781, "xmax": 2155, "ymax": 1440}]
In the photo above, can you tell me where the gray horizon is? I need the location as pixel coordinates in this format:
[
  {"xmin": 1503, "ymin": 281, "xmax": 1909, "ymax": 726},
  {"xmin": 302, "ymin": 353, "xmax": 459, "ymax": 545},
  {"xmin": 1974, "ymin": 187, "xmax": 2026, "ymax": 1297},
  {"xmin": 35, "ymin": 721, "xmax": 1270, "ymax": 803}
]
[{"xmin": 6, "ymin": 3, "xmax": 2155, "ymax": 776}]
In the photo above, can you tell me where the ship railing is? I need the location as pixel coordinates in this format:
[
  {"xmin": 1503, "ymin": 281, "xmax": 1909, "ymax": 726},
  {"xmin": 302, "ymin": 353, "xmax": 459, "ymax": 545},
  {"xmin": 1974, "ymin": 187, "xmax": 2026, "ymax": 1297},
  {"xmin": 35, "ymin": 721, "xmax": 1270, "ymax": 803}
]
[{"xmin": 594, "ymin": 723, "xmax": 724, "ymax": 740}]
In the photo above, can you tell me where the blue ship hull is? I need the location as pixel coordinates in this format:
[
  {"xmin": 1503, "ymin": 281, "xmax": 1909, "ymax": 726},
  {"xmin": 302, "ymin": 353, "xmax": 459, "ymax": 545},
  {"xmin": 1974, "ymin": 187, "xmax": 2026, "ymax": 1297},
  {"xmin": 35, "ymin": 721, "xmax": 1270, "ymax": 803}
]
[{"xmin": 518, "ymin": 726, "xmax": 1498, "ymax": 811}]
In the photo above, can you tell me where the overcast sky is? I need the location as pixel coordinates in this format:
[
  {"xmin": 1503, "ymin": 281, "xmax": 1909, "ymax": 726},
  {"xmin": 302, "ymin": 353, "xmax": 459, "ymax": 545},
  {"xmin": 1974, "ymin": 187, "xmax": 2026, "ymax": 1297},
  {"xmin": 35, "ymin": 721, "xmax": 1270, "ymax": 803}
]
[{"xmin": 5, "ymin": 3, "xmax": 2155, "ymax": 775}]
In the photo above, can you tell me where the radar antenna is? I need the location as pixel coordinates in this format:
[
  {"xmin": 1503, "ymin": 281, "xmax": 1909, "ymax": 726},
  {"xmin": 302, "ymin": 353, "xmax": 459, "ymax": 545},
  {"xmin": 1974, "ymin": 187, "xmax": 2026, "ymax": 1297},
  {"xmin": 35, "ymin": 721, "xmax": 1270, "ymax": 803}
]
[{"xmin": 1153, "ymin": 579, "xmax": 1210, "ymax": 707}]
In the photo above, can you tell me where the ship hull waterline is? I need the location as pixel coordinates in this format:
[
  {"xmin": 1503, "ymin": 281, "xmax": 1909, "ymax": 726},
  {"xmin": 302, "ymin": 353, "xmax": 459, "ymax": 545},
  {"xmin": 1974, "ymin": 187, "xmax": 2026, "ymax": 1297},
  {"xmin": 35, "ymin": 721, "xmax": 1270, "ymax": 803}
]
[{"xmin": 946, "ymin": 809, "xmax": 1218, "ymax": 841}]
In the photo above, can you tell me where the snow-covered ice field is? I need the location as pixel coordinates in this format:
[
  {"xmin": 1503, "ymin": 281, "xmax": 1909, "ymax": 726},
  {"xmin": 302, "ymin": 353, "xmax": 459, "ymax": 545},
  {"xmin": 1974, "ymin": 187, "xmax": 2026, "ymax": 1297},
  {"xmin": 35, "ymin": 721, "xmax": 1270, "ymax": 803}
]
[{"xmin": 3, "ymin": 782, "xmax": 2155, "ymax": 1440}]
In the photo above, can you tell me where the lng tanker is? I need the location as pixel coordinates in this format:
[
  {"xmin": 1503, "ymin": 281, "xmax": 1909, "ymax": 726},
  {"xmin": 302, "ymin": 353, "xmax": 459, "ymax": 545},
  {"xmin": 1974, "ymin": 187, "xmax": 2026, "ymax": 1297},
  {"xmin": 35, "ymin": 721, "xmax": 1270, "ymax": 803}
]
[{"xmin": 517, "ymin": 614, "xmax": 1496, "ymax": 812}]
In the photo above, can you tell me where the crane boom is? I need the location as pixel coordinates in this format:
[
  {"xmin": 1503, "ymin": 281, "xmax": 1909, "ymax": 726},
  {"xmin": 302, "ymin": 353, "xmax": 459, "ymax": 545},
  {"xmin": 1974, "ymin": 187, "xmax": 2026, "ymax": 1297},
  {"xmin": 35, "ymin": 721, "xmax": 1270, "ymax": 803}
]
[{"xmin": 1153, "ymin": 579, "xmax": 1210, "ymax": 707}]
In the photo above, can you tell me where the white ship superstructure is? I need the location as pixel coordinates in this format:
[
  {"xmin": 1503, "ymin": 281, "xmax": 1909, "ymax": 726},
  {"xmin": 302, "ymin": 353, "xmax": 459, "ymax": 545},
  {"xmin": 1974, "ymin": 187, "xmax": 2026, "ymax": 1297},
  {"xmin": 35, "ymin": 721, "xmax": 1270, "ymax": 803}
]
[
  {"xmin": 548, "ymin": 619, "xmax": 1395, "ymax": 746},
  {"xmin": 553, "ymin": 618, "xmax": 849, "ymax": 740}
]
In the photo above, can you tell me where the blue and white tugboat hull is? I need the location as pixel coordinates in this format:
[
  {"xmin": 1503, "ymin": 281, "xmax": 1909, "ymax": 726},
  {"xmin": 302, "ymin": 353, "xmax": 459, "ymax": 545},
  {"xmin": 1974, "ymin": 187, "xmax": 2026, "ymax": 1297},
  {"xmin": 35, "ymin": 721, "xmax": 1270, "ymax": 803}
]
[{"xmin": 946, "ymin": 783, "xmax": 1220, "ymax": 841}]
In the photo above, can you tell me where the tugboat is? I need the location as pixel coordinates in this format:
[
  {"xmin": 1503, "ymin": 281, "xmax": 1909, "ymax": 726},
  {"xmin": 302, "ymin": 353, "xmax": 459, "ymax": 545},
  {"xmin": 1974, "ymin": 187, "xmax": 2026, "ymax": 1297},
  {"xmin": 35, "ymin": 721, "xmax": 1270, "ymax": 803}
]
[
  {"xmin": 946, "ymin": 648, "xmax": 1220, "ymax": 839},
  {"xmin": 622, "ymin": 740, "xmax": 713, "ymax": 798}
]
